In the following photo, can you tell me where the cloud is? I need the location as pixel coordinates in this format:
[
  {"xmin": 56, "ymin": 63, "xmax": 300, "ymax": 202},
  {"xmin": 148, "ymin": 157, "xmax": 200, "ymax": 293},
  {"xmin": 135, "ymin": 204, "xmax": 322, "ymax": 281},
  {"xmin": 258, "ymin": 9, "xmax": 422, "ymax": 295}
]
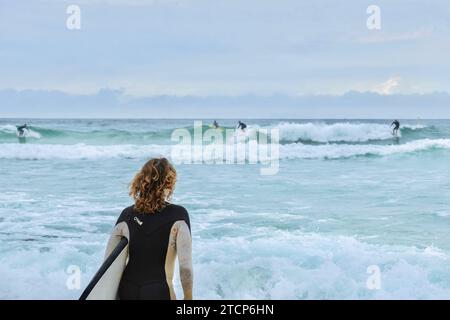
[
  {"xmin": 373, "ymin": 77, "xmax": 401, "ymax": 95},
  {"xmin": 1, "ymin": 1, "xmax": 449, "ymax": 97}
]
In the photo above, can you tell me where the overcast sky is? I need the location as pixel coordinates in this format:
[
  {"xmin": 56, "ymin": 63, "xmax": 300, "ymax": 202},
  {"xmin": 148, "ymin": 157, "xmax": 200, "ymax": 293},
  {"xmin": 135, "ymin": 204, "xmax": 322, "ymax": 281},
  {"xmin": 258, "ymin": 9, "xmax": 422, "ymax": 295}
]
[{"xmin": 1, "ymin": 0, "xmax": 450, "ymax": 117}]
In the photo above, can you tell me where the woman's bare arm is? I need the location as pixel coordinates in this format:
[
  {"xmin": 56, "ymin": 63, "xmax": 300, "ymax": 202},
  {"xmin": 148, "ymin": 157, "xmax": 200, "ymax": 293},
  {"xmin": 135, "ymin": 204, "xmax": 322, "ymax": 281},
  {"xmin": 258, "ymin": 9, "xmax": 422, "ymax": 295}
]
[
  {"xmin": 176, "ymin": 221, "xmax": 193, "ymax": 300},
  {"xmin": 104, "ymin": 222, "xmax": 129, "ymax": 260}
]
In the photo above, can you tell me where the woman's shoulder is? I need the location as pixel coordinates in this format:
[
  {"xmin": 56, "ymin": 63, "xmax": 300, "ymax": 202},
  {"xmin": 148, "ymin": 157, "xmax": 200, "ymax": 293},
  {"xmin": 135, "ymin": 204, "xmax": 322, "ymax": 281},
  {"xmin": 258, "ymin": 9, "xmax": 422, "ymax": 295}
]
[
  {"xmin": 165, "ymin": 203, "xmax": 190, "ymax": 230},
  {"xmin": 115, "ymin": 205, "xmax": 135, "ymax": 225},
  {"xmin": 165, "ymin": 202, "xmax": 189, "ymax": 215}
]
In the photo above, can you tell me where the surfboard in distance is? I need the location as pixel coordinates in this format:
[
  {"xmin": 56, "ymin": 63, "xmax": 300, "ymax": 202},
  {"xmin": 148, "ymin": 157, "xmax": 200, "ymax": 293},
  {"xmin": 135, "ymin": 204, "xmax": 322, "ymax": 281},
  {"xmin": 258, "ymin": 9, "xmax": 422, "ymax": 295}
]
[{"xmin": 79, "ymin": 237, "xmax": 129, "ymax": 300}]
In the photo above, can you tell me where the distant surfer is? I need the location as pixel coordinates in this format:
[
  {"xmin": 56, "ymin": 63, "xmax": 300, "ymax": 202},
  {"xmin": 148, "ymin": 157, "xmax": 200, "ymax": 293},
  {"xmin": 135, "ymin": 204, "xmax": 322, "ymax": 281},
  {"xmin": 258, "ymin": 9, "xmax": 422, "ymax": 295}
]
[
  {"xmin": 212, "ymin": 120, "xmax": 219, "ymax": 129},
  {"xmin": 16, "ymin": 124, "xmax": 28, "ymax": 137},
  {"xmin": 103, "ymin": 158, "xmax": 193, "ymax": 300},
  {"xmin": 391, "ymin": 120, "xmax": 400, "ymax": 136},
  {"xmin": 237, "ymin": 121, "xmax": 247, "ymax": 132}
]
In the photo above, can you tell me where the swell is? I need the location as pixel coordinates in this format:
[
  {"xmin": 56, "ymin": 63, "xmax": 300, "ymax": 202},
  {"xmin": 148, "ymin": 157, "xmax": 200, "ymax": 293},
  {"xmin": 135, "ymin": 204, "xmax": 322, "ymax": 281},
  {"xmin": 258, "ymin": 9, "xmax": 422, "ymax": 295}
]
[
  {"xmin": 0, "ymin": 122, "xmax": 436, "ymax": 145},
  {"xmin": 0, "ymin": 124, "xmax": 238, "ymax": 144}
]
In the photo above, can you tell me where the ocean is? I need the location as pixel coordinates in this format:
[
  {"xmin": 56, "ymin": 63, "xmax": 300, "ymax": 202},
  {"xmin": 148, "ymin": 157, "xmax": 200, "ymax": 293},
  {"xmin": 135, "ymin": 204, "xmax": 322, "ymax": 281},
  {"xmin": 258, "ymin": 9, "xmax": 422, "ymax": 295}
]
[{"xmin": 0, "ymin": 119, "xmax": 449, "ymax": 299}]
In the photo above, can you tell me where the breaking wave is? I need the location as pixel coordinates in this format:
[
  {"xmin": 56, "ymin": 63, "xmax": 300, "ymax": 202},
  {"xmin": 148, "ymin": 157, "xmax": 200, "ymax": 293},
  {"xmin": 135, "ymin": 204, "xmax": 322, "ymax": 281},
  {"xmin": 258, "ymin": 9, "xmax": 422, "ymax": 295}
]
[{"xmin": 0, "ymin": 138, "xmax": 449, "ymax": 160}]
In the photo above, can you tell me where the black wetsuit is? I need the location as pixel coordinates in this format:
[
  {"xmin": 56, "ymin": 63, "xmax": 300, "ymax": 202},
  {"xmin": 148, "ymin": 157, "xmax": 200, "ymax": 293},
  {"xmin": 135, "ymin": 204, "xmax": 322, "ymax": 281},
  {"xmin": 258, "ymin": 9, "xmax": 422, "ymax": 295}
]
[
  {"xmin": 237, "ymin": 122, "xmax": 247, "ymax": 130},
  {"xmin": 116, "ymin": 204, "xmax": 190, "ymax": 300},
  {"xmin": 392, "ymin": 120, "xmax": 400, "ymax": 134},
  {"xmin": 17, "ymin": 125, "xmax": 27, "ymax": 136}
]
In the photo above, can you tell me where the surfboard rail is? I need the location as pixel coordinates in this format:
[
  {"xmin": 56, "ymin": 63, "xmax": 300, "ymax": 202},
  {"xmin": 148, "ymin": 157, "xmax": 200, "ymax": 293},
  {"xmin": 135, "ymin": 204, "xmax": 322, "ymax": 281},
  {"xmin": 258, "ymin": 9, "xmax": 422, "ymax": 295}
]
[{"xmin": 79, "ymin": 237, "xmax": 129, "ymax": 300}]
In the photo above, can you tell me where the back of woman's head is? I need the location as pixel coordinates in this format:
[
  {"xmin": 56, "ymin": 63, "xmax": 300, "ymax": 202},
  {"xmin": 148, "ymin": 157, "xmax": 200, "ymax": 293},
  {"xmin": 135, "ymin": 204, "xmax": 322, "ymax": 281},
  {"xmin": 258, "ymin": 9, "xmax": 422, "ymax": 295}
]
[{"xmin": 129, "ymin": 158, "xmax": 177, "ymax": 214}]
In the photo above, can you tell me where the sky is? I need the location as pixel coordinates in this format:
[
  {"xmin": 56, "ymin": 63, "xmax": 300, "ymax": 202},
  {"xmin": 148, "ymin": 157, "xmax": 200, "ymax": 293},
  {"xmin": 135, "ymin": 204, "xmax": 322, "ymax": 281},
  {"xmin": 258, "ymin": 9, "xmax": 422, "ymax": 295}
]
[{"xmin": 0, "ymin": 0, "xmax": 450, "ymax": 118}]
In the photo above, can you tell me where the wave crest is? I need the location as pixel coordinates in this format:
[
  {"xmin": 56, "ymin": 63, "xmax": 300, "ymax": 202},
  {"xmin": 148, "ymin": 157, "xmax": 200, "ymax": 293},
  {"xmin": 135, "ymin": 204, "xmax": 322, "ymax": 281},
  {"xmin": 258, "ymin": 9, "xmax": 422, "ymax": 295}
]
[{"xmin": 276, "ymin": 122, "xmax": 427, "ymax": 143}]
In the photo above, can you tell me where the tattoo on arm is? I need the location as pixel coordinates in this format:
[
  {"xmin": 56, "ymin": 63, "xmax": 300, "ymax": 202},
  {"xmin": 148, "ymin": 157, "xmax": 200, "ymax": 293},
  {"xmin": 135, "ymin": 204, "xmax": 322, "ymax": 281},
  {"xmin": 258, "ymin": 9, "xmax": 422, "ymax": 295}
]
[{"xmin": 170, "ymin": 224, "xmax": 178, "ymax": 248}]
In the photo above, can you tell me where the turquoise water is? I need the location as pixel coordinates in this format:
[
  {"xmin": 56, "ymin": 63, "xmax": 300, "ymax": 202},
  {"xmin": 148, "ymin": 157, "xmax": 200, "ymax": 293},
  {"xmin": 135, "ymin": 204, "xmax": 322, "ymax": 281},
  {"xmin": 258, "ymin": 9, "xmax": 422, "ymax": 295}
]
[{"xmin": 0, "ymin": 119, "xmax": 450, "ymax": 299}]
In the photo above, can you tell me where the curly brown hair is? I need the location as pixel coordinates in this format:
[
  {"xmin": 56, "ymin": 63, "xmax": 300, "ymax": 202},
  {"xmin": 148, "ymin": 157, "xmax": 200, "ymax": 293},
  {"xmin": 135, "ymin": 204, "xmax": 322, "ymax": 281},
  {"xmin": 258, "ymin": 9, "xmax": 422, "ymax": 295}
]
[{"xmin": 129, "ymin": 158, "xmax": 177, "ymax": 214}]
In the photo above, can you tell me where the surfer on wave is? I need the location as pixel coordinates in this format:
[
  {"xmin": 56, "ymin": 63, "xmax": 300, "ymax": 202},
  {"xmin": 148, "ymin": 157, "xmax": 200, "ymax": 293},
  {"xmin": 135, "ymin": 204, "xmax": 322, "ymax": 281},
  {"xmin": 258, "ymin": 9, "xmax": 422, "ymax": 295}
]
[
  {"xmin": 16, "ymin": 124, "xmax": 28, "ymax": 137},
  {"xmin": 391, "ymin": 120, "xmax": 400, "ymax": 136},
  {"xmin": 237, "ymin": 121, "xmax": 247, "ymax": 132}
]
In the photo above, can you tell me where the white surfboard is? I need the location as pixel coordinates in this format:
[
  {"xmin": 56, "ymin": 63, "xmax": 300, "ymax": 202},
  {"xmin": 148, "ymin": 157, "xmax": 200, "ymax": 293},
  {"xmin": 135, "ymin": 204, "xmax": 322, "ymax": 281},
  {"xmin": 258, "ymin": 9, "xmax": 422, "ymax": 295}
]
[{"xmin": 80, "ymin": 237, "xmax": 129, "ymax": 300}]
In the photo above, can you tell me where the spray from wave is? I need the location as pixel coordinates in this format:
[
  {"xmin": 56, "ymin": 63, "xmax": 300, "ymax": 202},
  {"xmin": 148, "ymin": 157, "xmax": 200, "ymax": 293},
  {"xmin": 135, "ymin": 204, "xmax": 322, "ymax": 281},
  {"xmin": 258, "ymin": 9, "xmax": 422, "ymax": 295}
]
[
  {"xmin": 275, "ymin": 122, "xmax": 428, "ymax": 143},
  {"xmin": 0, "ymin": 125, "xmax": 41, "ymax": 139}
]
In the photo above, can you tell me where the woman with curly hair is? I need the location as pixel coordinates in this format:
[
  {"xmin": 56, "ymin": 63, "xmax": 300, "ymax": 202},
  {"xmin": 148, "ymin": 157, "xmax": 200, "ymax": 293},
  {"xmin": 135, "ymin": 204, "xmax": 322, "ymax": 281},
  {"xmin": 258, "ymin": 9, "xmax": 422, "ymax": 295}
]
[{"xmin": 104, "ymin": 158, "xmax": 193, "ymax": 300}]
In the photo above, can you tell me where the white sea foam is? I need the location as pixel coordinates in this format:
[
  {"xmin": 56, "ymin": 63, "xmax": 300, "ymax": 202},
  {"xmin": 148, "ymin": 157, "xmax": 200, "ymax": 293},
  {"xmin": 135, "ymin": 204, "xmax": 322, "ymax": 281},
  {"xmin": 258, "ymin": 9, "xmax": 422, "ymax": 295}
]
[
  {"xmin": 1, "ymin": 226, "xmax": 449, "ymax": 299},
  {"xmin": 22, "ymin": 129, "xmax": 41, "ymax": 139},
  {"xmin": 0, "ymin": 138, "xmax": 449, "ymax": 160},
  {"xmin": 274, "ymin": 122, "xmax": 426, "ymax": 143},
  {"xmin": 0, "ymin": 124, "xmax": 18, "ymax": 132},
  {"xmin": 190, "ymin": 229, "xmax": 450, "ymax": 299},
  {"xmin": 0, "ymin": 143, "xmax": 172, "ymax": 160},
  {"xmin": 16, "ymin": 129, "xmax": 41, "ymax": 139},
  {"xmin": 0, "ymin": 125, "xmax": 41, "ymax": 138},
  {"xmin": 279, "ymin": 139, "xmax": 450, "ymax": 159}
]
